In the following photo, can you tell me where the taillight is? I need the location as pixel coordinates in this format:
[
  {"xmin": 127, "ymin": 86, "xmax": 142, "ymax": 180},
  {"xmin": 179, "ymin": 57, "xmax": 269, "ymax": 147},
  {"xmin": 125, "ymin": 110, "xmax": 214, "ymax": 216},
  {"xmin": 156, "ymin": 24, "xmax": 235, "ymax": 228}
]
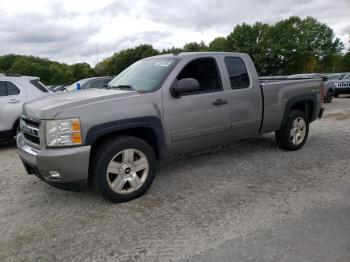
[{"xmin": 320, "ymin": 85, "xmax": 325, "ymax": 104}]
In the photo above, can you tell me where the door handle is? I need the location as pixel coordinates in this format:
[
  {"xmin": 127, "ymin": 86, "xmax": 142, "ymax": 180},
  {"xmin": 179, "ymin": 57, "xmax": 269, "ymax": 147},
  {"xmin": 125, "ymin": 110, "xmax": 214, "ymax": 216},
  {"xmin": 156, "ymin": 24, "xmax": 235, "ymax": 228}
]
[
  {"xmin": 213, "ymin": 99, "xmax": 227, "ymax": 106},
  {"xmin": 8, "ymin": 99, "xmax": 20, "ymax": 104}
]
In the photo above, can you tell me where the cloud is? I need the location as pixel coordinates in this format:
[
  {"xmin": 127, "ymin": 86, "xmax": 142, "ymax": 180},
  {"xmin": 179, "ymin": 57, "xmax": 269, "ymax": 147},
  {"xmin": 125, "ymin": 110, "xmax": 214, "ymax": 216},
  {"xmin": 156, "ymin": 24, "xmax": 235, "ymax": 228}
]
[{"xmin": 0, "ymin": 0, "xmax": 349, "ymax": 66}]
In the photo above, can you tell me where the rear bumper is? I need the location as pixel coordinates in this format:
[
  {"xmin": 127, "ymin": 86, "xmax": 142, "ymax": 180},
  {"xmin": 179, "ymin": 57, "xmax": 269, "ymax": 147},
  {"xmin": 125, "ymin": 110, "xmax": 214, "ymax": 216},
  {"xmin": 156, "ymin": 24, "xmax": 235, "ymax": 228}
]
[{"xmin": 17, "ymin": 132, "xmax": 91, "ymax": 190}]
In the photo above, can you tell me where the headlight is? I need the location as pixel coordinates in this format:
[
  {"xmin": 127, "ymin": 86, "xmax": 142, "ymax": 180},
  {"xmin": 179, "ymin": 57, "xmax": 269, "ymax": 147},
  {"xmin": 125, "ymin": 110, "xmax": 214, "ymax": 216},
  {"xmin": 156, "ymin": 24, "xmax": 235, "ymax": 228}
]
[{"xmin": 46, "ymin": 118, "xmax": 82, "ymax": 147}]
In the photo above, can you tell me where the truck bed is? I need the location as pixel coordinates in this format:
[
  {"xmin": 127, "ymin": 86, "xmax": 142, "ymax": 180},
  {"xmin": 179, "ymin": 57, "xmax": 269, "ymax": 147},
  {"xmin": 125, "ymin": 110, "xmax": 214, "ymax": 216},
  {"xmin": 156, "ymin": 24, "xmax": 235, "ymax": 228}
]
[{"xmin": 259, "ymin": 78, "xmax": 323, "ymax": 134}]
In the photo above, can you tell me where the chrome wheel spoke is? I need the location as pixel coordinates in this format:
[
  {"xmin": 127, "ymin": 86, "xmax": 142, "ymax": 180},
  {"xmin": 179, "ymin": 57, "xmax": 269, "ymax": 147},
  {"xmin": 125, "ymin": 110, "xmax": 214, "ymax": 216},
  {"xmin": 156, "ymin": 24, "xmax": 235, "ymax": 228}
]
[
  {"xmin": 134, "ymin": 157, "xmax": 148, "ymax": 172},
  {"xmin": 111, "ymin": 175, "xmax": 125, "ymax": 192},
  {"xmin": 123, "ymin": 149, "xmax": 134, "ymax": 163},
  {"xmin": 129, "ymin": 173, "xmax": 143, "ymax": 189},
  {"xmin": 107, "ymin": 161, "xmax": 122, "ymax": 175}
]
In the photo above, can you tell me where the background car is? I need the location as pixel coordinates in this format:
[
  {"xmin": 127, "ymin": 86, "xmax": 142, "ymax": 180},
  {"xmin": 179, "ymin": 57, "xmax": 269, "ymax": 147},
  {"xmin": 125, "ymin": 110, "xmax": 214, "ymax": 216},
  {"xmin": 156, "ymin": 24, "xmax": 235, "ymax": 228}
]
[
  {"xmin": 0, "ymin": 73, "xmax": 51, "ymax": 142},
  {"xmin": 65, "ymin": 76, "xmax": 113, "ymax": 92}
]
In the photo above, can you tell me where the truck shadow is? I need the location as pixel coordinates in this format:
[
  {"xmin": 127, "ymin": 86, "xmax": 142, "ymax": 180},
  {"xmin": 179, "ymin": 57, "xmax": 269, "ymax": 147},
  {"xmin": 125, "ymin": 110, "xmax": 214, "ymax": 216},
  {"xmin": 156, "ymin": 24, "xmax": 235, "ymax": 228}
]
[{"xmin": 0, "ymin": 141, "xmax": 16, "ymax": 150}]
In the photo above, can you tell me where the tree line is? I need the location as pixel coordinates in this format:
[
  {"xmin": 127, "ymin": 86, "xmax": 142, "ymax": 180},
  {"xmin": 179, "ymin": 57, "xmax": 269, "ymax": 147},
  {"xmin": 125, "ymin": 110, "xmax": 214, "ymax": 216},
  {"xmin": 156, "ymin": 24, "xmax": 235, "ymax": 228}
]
[{"xmin": 1, "ymin": 16, "xmax": 349, "ymax": 85}]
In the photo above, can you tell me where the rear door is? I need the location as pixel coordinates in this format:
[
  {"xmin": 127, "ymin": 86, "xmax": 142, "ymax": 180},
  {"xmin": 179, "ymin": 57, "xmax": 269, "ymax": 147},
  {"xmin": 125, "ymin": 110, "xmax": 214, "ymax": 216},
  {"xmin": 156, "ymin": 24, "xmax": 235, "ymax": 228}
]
[
  {"xmin": 217, "ymin": 55, "xmax": 262, "ymax": 141},
  {"xmin": 0, "ymin": 81, "xmax": 26, "ymax": 131},
  {"xmin": 162, "ymin": 55, "xmax": 231, "ymax": 155}
]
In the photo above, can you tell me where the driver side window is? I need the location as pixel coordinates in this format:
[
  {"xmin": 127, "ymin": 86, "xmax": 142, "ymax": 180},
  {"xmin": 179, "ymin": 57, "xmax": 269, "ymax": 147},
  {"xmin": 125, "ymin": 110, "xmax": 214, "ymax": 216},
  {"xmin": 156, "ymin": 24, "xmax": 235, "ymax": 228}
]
[{"xmin": 177, "ymin": 57, "xmax": 222, "ymax": 94}]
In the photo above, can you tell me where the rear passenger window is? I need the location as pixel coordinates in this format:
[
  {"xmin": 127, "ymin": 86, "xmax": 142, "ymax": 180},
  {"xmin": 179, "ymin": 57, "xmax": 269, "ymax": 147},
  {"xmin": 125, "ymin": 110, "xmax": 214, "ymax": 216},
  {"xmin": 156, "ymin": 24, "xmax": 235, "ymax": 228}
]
[
  {"xmin": 7, "ymin": 82, "xmax": 20, "ymax": 95},
  {"xmin": 0, "ymin": 82, "xmax": 6, "ymax": 96},
  {"xmin": 0, "ymin": 81, "xmax": 20, "ymax": 96},
  {"xmin": 224, "ymin": 57, "xmax": 250, "ymax": 89}
]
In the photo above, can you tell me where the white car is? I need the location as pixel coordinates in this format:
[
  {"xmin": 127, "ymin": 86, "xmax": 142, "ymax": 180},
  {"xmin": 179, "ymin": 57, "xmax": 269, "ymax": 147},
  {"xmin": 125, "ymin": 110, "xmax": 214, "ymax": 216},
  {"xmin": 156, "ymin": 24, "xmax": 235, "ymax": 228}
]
[{"xmin": 0, "ymin": 74, "xmax": 50, "ymax": 141}]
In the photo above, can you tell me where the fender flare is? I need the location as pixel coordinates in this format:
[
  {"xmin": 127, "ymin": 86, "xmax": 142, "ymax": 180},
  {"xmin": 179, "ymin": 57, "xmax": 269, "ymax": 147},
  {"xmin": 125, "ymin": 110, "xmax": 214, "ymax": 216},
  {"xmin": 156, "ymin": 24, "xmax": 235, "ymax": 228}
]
[
  {"xmin": 85, "ymin": 116, "xmax": 165, "ymax": 156},
  {"xmin": 280, "ymin": 94, "xmax": 317, "ymax": 130}
]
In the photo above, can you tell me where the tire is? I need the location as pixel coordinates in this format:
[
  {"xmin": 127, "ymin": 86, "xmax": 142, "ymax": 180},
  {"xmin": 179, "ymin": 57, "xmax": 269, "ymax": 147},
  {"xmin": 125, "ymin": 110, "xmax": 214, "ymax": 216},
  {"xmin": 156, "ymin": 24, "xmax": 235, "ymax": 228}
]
[
  {"xmin": 275, "ymin": 110, "xmax": 309, "ymax": 151},
  {"xmin": 91, "ymin": 136, "xmax": 156, "ymax": 202},
  {"xmin": 324, "ymin": 91, "xmax": 333, "ymax": 103}
]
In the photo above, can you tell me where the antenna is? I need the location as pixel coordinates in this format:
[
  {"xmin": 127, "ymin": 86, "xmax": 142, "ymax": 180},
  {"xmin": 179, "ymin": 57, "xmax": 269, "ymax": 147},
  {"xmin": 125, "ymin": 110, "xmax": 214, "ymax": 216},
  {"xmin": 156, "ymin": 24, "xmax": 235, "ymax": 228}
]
[{"xmin": 96, "ymin": 43, "xmax": 99, "ymax": 64}]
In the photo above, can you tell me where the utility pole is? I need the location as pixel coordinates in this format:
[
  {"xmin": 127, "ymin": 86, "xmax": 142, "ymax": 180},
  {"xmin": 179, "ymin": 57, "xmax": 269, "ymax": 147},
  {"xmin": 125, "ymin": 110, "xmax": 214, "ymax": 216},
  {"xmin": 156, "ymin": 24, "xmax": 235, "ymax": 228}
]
[{"xmin": 96, "ymin": 43, "xmax": 99, "ymax": 65}]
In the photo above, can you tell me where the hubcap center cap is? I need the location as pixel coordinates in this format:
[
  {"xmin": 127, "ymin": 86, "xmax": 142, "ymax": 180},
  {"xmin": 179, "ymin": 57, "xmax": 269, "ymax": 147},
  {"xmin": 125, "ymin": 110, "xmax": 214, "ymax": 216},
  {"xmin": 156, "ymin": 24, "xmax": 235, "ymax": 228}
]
[{"xmin": 121, "ymin": 163, "xmax": 134, "ymax": 176}]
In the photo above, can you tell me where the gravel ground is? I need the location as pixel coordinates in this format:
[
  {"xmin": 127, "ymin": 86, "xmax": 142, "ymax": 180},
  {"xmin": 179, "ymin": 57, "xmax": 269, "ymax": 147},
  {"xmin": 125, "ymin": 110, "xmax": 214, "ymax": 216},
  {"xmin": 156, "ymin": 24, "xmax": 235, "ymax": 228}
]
[{"xmin": 1, "ymin": 97, "xmax": 350, "ymax": 262}]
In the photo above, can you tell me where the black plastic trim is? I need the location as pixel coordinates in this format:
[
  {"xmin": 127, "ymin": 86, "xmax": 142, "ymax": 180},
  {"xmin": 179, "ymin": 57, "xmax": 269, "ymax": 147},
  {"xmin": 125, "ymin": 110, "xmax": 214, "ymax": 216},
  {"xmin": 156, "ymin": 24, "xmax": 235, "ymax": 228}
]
[
  {"xmin": 280, "ymin": 94, "xmax": 317, "ymax": 130},
  {"xmin": 85, "ymin": 116, "xmax": 165, "ymax": 157}
]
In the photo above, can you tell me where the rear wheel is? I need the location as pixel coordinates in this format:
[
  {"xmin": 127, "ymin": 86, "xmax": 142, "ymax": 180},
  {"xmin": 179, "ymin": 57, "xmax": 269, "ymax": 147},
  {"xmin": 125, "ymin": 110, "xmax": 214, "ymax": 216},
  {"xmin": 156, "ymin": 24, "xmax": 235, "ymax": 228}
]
[
  {"xmin": 325, "ymin": 90, "xmax": 333, "ymax": 103},
  {"xmin": 91, "ymin": 136, "xmax": 156, "ymax": 202},
  {"xmin": 275, "ymin": 110, "xmax": 309, "ymax": 151}
]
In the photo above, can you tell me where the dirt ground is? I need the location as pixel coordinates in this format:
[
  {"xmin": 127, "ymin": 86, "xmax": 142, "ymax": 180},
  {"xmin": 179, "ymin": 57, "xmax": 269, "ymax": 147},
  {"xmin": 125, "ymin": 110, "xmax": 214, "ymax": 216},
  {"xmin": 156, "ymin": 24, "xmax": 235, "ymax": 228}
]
[{"xmin": 1, "ymin": 97, "xmax": 350, "ymax": 262}]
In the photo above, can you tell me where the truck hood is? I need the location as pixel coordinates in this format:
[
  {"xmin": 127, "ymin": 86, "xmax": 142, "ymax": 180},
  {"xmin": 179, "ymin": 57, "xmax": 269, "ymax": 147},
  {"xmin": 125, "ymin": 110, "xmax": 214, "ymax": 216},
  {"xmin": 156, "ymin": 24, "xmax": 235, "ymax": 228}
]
[{"xmin": 23, "ymin": 89, "xmax": 138, "ymax": 119}]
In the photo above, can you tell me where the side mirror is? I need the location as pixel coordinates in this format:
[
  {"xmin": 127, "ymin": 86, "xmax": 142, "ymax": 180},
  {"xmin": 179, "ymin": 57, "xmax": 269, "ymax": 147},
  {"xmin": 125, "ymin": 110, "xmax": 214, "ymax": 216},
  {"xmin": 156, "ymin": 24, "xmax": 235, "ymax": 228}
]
[{"xmin": 171, "ymin": 78, "xmax": 200, "ymax": 98}]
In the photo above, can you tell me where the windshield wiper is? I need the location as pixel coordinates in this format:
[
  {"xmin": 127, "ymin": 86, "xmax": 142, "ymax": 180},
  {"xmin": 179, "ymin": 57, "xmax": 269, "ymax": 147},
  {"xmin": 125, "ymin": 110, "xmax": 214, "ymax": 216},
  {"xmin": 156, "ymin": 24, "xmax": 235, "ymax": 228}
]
[{"xmin": 110, "ymin": 85, "xmax": 135, "ymax": 90}]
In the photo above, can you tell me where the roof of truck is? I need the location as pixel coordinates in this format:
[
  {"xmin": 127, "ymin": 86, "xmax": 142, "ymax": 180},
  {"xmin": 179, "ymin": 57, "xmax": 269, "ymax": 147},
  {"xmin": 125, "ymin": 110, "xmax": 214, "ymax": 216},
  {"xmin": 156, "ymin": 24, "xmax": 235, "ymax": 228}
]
[{"xmin": 148, "ymin": 51, "xmax": 247, "ymax": 59}]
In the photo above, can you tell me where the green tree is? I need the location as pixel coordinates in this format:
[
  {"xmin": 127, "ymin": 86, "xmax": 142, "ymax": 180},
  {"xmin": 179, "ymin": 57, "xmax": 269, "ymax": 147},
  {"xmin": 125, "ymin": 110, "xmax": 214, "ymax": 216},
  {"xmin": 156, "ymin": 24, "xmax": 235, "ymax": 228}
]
[
  {"xmin": 183, "ymin": 41, "xmax": 208, "ymax": 52},
  {"xmin": 226, "ymin": 22, "xmax": 270, "ymax": 74},
  {"xmin": 267, "ymin": 16, "xmax": 343, "ymax": 74},
  {"xmin": 208, "ymin": 37, "xmax": 228, "ymax": 51}
]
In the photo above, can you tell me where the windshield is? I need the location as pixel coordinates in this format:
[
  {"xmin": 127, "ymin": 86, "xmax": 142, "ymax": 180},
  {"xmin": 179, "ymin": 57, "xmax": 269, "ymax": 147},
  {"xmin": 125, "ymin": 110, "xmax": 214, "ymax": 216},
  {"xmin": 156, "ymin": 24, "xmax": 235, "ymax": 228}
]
[
  {"xmin": 343, "ymin": 74, "xmax": 350, "ymax": 80},
  {"xmin": 66, "ymin": 78, "xmax": 91, "ymax": 92},
  {"xmin": 108, "ymin": 57, "xmax": 179, "ymax": 92}
]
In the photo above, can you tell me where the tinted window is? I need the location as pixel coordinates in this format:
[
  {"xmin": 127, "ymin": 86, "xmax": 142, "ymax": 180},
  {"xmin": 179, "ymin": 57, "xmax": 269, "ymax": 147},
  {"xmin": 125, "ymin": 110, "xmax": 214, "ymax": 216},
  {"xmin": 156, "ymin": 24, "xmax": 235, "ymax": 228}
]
[
  {"xmin": 7, "ymin": 82, "xmax": 20, "ymax": 95},
  {"xmin": 30, "ymin": 79, "xmax": 48, "ymax": 92},
  {"xmin": 0, "ymin": 81, "xmax": 6, "ymax": 96},
  {"xmin": 177, "ymin": 57, "xmax": 222, "ymax": 93},
  {"xmin": 104, "ymin": 78, "xmax": 112, "ymax": 86},
  {"xmin": 224, "ymin": 57, "xmax": 250, "ymax": 89}
]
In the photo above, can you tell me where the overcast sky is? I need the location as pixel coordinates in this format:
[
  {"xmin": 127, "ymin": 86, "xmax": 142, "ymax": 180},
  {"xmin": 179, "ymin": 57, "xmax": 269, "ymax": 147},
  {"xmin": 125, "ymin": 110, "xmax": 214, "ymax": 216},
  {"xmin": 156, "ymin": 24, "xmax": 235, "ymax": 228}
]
[{"xmin": 0, "ymin": 0, "xmax": 349, "ymax": 66}]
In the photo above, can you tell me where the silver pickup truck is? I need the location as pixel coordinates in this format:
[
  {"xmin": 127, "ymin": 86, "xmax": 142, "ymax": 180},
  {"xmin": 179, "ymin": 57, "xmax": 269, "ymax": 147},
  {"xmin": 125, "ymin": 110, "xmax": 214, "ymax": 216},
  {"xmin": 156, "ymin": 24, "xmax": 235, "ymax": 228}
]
[{"xmin": 17, "ymin": 52, "xmax": 325, "ymax": 202}]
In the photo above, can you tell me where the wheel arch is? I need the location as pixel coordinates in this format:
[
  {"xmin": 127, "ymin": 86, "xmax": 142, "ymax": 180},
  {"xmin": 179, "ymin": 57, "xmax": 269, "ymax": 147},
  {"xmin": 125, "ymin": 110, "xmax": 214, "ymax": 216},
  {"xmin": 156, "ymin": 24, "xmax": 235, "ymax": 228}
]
[
  {"xmin": 85, "ymin": 116, "xmax": 165, "ymax": 161},
  {"xmin": 280, "ymin": 94, "xmax": 316, "ymax": 130}
]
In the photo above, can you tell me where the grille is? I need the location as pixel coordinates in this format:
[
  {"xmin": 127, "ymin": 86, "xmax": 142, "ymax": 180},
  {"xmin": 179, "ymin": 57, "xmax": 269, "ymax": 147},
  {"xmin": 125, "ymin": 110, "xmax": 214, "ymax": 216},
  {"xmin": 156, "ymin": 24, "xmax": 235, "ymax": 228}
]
[
  {"xmin": 21, "ymin": 116, "xmax": 41, "ymax": 146},
  {"xmin": 335, "ymin": 82, "xmax": 350, "ymax": 88}
]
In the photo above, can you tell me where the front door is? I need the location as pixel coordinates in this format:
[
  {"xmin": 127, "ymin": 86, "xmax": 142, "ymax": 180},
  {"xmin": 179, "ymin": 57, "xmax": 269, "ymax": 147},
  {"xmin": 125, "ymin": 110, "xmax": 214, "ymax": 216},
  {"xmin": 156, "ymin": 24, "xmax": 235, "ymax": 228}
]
[{"xmin": 163, "ymin": 56, "xmax": 231, "ymax": 155}]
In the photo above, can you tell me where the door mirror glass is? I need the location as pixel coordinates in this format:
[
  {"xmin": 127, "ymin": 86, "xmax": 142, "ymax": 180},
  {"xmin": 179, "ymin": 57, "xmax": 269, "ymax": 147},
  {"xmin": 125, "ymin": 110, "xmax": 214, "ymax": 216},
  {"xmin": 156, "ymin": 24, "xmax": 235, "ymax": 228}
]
[{"xmin": 171, "ymin": 78, "xmax": 200, "ymax": 97}]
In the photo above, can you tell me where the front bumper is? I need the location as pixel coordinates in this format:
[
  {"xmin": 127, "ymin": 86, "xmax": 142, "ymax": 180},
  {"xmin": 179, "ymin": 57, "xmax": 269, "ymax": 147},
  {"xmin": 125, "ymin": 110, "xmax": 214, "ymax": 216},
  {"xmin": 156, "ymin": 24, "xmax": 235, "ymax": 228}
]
[
  {"xmin": 334, "ymin": 88, "xmax": 350, "ymax": 95},
  {"xmin": 17, "ymin": 132, "xmax": 91, "ymax": 190}
]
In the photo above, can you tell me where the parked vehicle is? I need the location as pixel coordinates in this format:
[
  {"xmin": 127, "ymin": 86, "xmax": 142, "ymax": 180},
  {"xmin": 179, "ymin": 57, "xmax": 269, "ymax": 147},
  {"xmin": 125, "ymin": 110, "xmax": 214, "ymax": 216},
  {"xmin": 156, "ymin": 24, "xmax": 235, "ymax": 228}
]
[
  {"xmin": 17, "ymin": 52, "xmax": 324, "ymax": 202},
  {"xmin": 332, "ymin": 73, "xmax": 350, "ymax": 97},
  {"xmin": 65, "ymin": 77, "xmax": 113, "ymax": 92},
  {"xmin": 288, "ymin": 73, "xmax": 333, "ymax": 103},
  {"xmin": 49, "ymin": 84, "xmax": 69, "ymax": 92},
  {"xmin": 0, "ymin": 74, "xmax": 50, "ymax": 141},
  {"xmin": 326, "ymin": 73, "xmax": 346, "ymax": 81}
]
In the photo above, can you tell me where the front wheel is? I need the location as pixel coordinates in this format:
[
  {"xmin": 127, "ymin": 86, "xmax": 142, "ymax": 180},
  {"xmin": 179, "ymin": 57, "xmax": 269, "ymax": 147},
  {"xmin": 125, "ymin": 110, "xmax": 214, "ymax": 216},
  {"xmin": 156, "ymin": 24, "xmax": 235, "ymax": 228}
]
[
  {"xmin": 91, "ymin": 136, "xmax": 156, "ymax": 202},
  {"xmin": 275, "ymin": 110, "xmax": 309, "ymax": 151}
]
